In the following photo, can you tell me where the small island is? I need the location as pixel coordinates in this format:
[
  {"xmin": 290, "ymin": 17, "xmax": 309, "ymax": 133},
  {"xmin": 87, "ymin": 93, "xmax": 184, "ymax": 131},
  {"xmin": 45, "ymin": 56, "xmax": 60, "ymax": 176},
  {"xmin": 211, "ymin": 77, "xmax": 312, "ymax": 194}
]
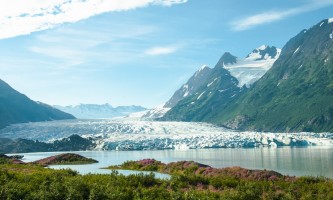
[{"xmin": 32, "ymin": 153, "xmax": 98, "ymax": 166}]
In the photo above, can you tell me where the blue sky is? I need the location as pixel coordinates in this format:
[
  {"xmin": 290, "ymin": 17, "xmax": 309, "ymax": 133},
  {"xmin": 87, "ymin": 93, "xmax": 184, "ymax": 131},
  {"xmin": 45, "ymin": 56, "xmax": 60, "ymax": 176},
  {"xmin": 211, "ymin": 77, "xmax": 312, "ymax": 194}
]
[{"xmin": 0, "ymin": 0, "xmax": 332, "ymax": 108}]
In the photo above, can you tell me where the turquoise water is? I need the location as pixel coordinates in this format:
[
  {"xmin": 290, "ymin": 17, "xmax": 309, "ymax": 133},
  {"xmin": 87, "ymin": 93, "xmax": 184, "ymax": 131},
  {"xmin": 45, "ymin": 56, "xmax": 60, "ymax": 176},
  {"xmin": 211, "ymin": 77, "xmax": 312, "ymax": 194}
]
[{"xmin": 16, "ymin": 146, "xmax": 333, "ymax": 178}]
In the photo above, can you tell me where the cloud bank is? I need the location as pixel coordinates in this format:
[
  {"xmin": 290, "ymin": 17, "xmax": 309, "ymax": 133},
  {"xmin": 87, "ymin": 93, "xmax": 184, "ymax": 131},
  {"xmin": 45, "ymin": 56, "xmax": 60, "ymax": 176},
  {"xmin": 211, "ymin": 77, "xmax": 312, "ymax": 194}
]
[
  {"xmin": 0, "ymin": 0, "xmax": 187, "ymax": 39},
  {"xmin": 231, "ymin": 0, "xmax": 333, "ymax": 31}
]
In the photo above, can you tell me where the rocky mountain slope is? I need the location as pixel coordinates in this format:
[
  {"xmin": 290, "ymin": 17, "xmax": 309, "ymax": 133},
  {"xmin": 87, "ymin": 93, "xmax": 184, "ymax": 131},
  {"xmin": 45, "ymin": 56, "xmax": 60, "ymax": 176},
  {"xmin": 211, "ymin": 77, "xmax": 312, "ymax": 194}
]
[
  {"xmin": 0, "ymin": 79, "xmax": 75, "ymax": 129},
  {"xmin": 165, "ymin": 18, "xmax": 333, "ymax": 133},
  {"xmin": 217, "ymin": 18, "xmax": 333, "ymax": 132},
  {"xmin": 165, "ymin": 65, "xmax": 212, "ymax": 108},
  {"xmin": 136, "ymin": 65, "xmax": 212, "ymax": 119},
  {"xmin": 163, "ymin": 45, "xmax": 279, "ymax": 121}
]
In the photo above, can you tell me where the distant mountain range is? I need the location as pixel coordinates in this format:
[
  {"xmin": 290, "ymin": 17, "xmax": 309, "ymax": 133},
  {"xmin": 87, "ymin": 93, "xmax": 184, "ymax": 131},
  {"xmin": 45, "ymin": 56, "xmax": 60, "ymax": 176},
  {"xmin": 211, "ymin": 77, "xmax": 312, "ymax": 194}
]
[
  {"xmin": 0, "ymin": 79, "xmax": 75, "ymax": 129},
  {"xmin": 54, "ymin": 104, "xmax": 147, "ymax": 119},
  {"xmin": 163, "ymin": 18, "xmax": 333, "ymax": 132}
]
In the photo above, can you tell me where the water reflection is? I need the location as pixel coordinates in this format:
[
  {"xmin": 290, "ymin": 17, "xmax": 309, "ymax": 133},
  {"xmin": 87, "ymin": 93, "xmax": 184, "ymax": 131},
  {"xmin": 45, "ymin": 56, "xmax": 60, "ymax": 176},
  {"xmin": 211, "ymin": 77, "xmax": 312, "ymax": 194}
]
[{"xmin": 16, "ymin": 146, "xmax": 333, "ymax": 178}]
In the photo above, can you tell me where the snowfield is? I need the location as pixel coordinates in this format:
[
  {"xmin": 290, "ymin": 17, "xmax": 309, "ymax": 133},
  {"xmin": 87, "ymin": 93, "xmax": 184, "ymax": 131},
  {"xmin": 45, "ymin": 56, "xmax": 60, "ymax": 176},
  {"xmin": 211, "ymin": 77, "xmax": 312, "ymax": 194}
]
[{"xmin": 0, "ymin": 119, "xmax": 332, "ymax": 150}]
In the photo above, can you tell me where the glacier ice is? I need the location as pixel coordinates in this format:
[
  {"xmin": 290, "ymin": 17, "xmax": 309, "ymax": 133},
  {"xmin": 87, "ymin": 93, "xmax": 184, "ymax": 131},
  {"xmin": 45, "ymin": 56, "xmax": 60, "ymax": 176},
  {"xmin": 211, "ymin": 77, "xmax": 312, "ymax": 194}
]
[{"xmin": 0, "ymin": 119, "xmax": 332, "ymax": 151}]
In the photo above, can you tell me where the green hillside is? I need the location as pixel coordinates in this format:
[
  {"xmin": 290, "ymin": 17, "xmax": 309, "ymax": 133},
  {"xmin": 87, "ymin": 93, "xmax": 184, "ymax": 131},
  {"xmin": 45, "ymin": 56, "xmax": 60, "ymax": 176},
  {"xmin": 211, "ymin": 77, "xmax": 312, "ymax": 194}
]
[
  {"xmin": 164, "ymin": 19, "xmax": 333, "ymax": 133},
  {"xmin": 0, "ymin": 79, "xmax": 75, "ymax": 129},
  {"xmin": 215, "ymin": 19, "xmax": 333, "ymax": 132}
]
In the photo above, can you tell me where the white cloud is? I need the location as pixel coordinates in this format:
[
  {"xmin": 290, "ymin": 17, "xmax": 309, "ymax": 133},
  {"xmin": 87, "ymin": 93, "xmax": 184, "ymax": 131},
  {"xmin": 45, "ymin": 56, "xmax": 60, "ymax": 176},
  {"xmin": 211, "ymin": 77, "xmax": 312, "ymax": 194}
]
[
  {"xmin": 0, "ymin": 0, "xmax": 187, "ymax": 40},
  {"xmin": 145, "ymin": 45, "xmax": 180, "ymax": 55},
  {"xmin": 231, "ymin": 0, "xmax": 333, "ymax": 31}
]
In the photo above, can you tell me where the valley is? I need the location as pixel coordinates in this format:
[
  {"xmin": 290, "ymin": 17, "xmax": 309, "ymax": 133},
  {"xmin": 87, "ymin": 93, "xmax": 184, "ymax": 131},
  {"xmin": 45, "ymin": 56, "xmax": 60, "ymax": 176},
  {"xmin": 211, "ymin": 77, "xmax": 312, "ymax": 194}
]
[
  {"xmin": 0, "ymin": 119, "xmax": 332, "ymax": 153},
  {"xmin": 0, "ymin": 1, "xmax": 332, "ymax": 198}
]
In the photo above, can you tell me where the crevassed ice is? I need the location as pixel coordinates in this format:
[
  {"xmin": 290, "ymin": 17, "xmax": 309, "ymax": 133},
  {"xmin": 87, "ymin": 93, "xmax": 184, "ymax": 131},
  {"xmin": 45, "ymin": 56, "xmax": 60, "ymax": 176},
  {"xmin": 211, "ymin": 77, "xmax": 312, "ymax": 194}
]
[{"xmin": 0, "ymin": 119, "xmax": 332, "ymax": 150}]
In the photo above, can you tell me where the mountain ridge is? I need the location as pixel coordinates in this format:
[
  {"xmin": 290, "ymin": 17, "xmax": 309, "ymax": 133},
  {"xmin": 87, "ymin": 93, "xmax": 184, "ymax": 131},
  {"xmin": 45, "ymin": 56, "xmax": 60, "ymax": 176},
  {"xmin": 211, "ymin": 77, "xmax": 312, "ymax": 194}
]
[
  {"xmin": 162, "ymin": 45, "xmax": 279, "ymax": 121},
  {"xmin": 217, "ymin": 18, "xmax": 333, "ymax": 132},
  {"xmin": 0, "ymin": 79, "xmax": 75, "ymax": 129},
  {"xmin": 164, "ymin": 18, "xmax": 333, "ymax": 133}
]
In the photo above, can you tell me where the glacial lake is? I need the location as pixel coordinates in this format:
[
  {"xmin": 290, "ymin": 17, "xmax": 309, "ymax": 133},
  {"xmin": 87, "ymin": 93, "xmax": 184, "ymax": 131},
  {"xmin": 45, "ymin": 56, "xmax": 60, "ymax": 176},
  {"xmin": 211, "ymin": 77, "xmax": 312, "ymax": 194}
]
[{"xmin": 16, "ymin": 146, "xmax": 333, "ymax": 178}]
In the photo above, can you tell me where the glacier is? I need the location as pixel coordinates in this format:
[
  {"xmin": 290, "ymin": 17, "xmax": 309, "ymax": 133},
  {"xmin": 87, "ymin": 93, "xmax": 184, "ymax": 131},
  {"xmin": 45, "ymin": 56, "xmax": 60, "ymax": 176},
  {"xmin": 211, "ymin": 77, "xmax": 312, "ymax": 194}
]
[
  {"xmin": 0, "ymin": 119, "xmax": 332, "ymax": 151},
  {"xmin": 128, "ymin": 104, "xmax": 171, "ymax": 119},
  {"xmin": 223, "ymin": 45, "xmax": 281, "ymax": 88}
]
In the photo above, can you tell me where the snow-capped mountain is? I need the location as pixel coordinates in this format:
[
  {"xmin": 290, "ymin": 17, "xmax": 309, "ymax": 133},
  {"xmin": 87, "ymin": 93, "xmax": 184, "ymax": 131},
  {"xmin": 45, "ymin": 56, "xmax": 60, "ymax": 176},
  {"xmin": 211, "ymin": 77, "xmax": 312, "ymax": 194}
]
[
  {"xmin": 165, "ymin": 18, "xmax": 333, "ymax": 133},
  {"xmin": 54, "ymin": 104, "xmax": 146, "ymax": 119},
  {"xmin": 164, "ymin": 64, "xmax": 212, "ymax": 108},
  {"xmin": 220, "ymin": 18, "xmax": 333, "ymax": 132},
  {"xmin": 163, "ymin": 53, "xmax": 243, "ymax": 121},
  {"xmin": 163, "ymin": 45, "xmax": 280, "ymax": 122},
  {"xmin": 223, "ymin": 45, "xmax": 281, "ymax": 87},
  {"xmin": 130, "ymin": 65, "xmax": 212, "ymax": 119},
  {"xmin": 138, "ymin": 46, "xmax": 280, "ymax": 120}
]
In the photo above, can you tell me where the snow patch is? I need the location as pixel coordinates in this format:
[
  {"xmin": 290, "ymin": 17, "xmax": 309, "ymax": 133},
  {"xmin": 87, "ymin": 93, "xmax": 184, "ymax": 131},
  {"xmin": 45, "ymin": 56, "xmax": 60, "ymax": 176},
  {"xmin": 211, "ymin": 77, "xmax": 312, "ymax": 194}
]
[
  {"xmin": 223, "ymin": 46, "xmax": 281, "ymax": 87},
  {"xmin": 246, "ymin": 51, "xmax": 263, "ymax": 61},
  {"xmin": 293, "ymin": 46, "xmax": 300, "ymax": 55},
  {"xmin": 330, "ymin": 32, "xmax": 333, "ymax": 39},
  {"xmin": 183, "ymin": 84, "xmax": 189, "ymax": 97},
  {"xmin": 320, "ymin": 22, "xmax": 325, "ymax": 27},
  {"xmin": 194, "ymin": 65, "xmax": 209, "ymax": 77},
  {"xmin": 277, "ymin": 48, "xmax": 282, "ymax": 56},
  {"xmin": 197, "ymin": 92, "xmax": 205, "ymax": 100},
  {"xmin": 298, "ymin": 64, "xmax": 303, "ymax": 70},
  {"xmin": 207, "ymin": 78, "xmax": 218, "ymax": 87},
  {"xmin": 199, "ymin": 64, "xmax": 209, "ymax": 72},
  {"xmin": 328, "ymin": 18, "xmax": 333, "ymax": 23},
  {"xmin": 258, "ymin": 45, "xmax": 267, "ymax": 50},
  {"xmin": 224, "ymin": 56, "xmax": 278, "ymax": 87}
]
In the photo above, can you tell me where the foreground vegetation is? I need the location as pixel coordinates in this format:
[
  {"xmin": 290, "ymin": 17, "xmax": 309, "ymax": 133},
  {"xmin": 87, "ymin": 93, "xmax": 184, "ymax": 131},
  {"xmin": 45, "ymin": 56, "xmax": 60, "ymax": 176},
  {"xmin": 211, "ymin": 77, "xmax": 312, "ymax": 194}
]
[{"xmin": 0, "ymin": 158, "xmax": 332, "ymax": 199}]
